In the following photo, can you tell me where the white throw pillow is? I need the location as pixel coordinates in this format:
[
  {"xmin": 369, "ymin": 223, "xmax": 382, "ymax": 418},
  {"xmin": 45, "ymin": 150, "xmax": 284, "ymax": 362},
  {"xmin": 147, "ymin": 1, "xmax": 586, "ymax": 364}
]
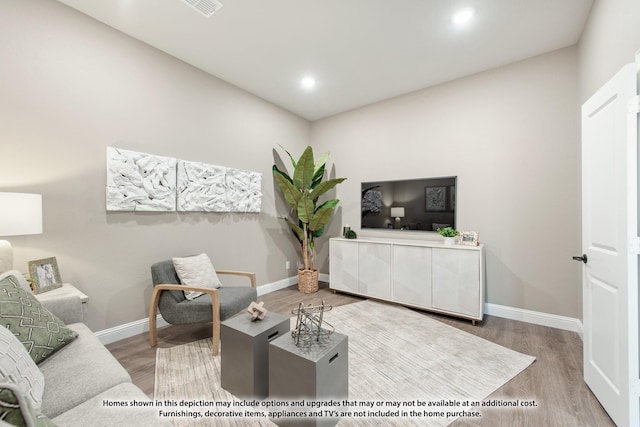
[
  {"xmin": 172, "ymin": 253, "xmax": 222, "ymax": 300},
  {"xmin": 0, "ymin": 270, "xmax": 32, "ymax": 293},
  {"xmin": 0, "ymin": 325, "xmax": 45, "ymax": 410}
]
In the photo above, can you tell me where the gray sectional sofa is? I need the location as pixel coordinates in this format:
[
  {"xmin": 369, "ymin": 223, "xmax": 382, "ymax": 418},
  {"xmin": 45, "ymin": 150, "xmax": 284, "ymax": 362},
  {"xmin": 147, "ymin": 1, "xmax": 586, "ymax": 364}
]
[{"xmin": 0, "ymin": 274, "xmax": 171, "ymax": 426}]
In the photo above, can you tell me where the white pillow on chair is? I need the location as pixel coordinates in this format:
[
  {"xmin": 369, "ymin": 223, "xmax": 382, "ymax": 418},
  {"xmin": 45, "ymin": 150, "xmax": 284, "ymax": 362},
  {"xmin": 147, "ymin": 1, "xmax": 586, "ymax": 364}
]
[{"xmin": 172, "ymin": 254, "xmax": 222, "ymax": 300}]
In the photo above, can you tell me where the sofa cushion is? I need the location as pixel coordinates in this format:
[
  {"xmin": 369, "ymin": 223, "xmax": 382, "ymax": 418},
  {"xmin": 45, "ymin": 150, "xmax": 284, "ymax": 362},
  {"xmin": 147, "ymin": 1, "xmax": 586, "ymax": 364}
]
[
  {"xmin": 52, "ymin": 383, "xmax": 173, "ymax": 427},
  {"xmin": 38, "ymin": 323, "xmax": 131, "ymax": 418},
  {"xmin": 0, "ymin": 326, "xmax": 45, "ymax": 411},
  {"xmin": 0, "ymin": 276, "xmax": 78, "ymax": 365},
  {"xmin": 0, "ymin": 383, "xmax": 55, "ymax": 427},
  {"xmin": 172, "ymin": 253, "xmax": 222, "ymax": 300}
]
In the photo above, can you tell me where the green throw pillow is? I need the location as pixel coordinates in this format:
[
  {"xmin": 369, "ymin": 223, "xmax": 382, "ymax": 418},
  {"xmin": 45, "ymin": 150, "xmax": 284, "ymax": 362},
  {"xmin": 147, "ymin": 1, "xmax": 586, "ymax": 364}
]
[
  {"xmin": 0, "ymin": 276, "xmax": 78, "ymax": 365},
  {"xmin": 0, "ymin": 383, "xmax": 56, "ymax": 427}
]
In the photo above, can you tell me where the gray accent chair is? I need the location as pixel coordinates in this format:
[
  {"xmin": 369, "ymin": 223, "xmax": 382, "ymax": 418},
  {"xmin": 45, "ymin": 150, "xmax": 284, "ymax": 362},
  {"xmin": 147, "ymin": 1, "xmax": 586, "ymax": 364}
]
[{"xmin": 148, "ymin": 259, "xmax": 257, "ymax": 355}]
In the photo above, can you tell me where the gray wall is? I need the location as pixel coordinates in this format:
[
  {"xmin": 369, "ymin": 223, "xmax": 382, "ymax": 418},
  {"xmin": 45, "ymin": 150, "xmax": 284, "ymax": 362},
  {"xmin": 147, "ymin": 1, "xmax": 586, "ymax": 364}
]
[
  {"xmin": 0, "ymin": 0, "xmax": 310, "ymax": 331},
  {"xmin": 312, "ymin": 47, "xmax": 582, "ymax": 319}
]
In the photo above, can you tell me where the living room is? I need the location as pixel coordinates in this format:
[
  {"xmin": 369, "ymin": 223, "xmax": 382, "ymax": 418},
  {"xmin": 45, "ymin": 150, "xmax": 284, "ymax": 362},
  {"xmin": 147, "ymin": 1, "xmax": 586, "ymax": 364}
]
[{"xmin": 1, "ymin": 0, "xmax": 639, "ymax": 426}]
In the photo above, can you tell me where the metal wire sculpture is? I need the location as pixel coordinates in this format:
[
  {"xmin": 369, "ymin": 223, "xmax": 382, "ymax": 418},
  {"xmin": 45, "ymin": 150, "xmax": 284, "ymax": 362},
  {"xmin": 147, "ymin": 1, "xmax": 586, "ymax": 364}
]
[{"xmin": 291, "ymin": 300, "xmax": 334, "ymax": 347}]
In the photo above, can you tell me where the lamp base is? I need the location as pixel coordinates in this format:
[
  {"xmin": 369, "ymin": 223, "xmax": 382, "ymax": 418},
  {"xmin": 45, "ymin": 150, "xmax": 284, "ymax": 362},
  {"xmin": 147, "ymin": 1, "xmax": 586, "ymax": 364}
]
[{"xmin": 0, "ymin": 240, "xmax": 14, "ymax": 274}]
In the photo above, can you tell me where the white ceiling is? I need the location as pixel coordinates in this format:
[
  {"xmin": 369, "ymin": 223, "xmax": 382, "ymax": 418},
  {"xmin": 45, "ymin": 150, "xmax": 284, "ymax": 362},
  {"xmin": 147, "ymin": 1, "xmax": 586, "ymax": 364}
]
[{"xmin": 55, "ymin": 0, "xmax": 594, "ymax": 121}]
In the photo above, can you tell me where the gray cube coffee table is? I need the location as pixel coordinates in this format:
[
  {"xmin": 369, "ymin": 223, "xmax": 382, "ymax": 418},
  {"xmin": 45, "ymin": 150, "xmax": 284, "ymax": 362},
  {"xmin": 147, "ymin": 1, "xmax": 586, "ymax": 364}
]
[
  {"xmin": 221, "ymin": 312, "xmax": 290, "ymax": 399},
  {"xmin": 268, "ymin": 332, "xmax": 348, "ymax": 427}
]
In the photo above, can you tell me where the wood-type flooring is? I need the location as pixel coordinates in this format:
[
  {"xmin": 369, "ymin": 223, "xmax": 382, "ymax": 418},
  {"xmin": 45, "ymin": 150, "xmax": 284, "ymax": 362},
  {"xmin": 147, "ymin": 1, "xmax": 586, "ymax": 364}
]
[{"xmin": 106, "ymin": 283, "xmax": 615, "ymax": 427}]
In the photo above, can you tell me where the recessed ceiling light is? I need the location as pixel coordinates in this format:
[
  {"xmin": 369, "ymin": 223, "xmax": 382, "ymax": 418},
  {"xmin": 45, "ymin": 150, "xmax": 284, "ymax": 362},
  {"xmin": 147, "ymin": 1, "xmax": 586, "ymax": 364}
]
[
  {"xmin": 452, "ymin": 7, "xmax": 475, "ymax": 26},
  {"xmin": 301, "ymin": 76, "xmax": 316, "ymax": 90}
]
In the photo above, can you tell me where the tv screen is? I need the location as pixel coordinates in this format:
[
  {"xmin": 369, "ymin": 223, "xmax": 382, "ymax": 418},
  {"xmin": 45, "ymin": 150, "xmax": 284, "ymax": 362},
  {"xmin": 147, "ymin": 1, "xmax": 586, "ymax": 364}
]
[{"xmin": 361, "ymin": 176, "xmax": 456, "ymax": 232}]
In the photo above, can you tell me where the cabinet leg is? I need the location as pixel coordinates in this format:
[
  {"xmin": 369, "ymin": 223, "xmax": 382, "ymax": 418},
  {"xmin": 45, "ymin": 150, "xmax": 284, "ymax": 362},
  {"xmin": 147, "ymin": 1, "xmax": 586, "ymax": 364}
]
[{"xmin": 472, "ymin": 320, "xmax": 476, "ymax": 326}]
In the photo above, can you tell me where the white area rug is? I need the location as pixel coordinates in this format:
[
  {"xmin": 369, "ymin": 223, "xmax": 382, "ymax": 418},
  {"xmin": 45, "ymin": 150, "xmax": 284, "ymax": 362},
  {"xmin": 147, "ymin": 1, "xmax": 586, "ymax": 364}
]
[{"xmin": 155, "ymin": 300, "xmax": 535, "ymax": 426}]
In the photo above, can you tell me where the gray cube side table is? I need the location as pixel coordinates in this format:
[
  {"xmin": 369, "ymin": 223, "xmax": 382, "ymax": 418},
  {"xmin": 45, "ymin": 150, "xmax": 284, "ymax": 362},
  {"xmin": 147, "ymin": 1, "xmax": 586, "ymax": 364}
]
[
  {"xmin": 269, "ymin": 332, "xmax": 348, "ymax": 427},
  {"xmin": 221, "ymin": 312, "xmax": 290, "ymax": 399}
]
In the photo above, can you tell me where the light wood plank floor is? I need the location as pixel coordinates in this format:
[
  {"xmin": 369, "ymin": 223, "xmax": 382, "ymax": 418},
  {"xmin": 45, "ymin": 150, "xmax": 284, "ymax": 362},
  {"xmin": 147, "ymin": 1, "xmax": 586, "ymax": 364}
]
[{"xmin": 106, "ymin": 283, "xmax": 614, "ymax": 427}]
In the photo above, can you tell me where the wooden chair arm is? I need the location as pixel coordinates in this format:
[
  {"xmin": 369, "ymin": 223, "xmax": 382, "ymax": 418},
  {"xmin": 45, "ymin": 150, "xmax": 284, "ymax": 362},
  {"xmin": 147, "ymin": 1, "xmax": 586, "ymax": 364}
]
[
  {"xmin": 148, "ymin": 284, "xmax": 221, "ymax": 355},
  {"xmin": 216, "ymin": 270, "xmax": 257, "ymax": 288}
]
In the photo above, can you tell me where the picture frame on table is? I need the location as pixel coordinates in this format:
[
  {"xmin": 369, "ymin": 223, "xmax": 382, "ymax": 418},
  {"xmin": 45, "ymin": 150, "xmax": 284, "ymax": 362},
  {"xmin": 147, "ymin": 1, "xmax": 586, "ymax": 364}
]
[
  {"xmin": 28, "ymin": 257, "xmax": 63, "ymax": 294},
  {"xmin": 459, "ymin": 231, "xmax": 479, "ymax": 246}
]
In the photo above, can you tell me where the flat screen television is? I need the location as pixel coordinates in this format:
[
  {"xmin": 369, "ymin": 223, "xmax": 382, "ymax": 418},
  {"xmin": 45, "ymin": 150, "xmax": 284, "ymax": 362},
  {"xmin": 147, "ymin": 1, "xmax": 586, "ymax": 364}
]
[{"xmin": 361, "ymin": 176, "xmax": 456, "ymax": 232}]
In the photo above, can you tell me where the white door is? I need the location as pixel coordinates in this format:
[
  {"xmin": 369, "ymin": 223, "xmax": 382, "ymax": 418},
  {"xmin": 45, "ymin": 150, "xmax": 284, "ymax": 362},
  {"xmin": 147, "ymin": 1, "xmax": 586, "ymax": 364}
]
[{"xmin": 580, "ymin": 60, "xmax": 639, "ymax": 427}]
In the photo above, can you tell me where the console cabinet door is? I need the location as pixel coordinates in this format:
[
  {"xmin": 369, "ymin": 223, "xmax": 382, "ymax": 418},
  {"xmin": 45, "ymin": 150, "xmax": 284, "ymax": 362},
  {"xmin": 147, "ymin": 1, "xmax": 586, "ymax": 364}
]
[
  {"xmin": 393, "ymin": 245, "xmax": 432, "ymax": 308},
  {"xmin": 358, "ymin": 243, "xmax": 391, "ymax": 299},
  {"xmin": 431, "ymin": 248, "xmax": 481, "ymax": 318},
  {"xmin": 329, "ymin": 240, "xmax": 359, "ymax": 293}
]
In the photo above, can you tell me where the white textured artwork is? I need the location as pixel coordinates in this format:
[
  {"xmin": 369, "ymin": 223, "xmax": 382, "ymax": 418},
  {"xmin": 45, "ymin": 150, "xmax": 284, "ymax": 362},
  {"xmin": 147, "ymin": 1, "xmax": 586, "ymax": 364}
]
[
  {"xmin": 106, "ymin": 147, "xmax": 177, "ymax": 211},
  {"xmin": 226, "ymin": 168, "xmax": 262, "ymax": 213},
  {"xmin": 176, "ymin": 160, "xmax": 262, "ymax": 212},
  {"xmin": 177, "ymin": 160, "xmax": 228, "ymax": 211}
]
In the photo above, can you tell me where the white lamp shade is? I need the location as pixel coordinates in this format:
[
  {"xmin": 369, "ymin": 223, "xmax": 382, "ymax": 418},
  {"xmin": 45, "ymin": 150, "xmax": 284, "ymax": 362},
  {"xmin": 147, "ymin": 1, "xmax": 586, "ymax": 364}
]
[
  {"xmin": 0, "ymin": 193, "xmax": 43, "ymax": 236},
  {"xmin": 390, "ymin": 207, "xmax": 405, "ymax": 218}
]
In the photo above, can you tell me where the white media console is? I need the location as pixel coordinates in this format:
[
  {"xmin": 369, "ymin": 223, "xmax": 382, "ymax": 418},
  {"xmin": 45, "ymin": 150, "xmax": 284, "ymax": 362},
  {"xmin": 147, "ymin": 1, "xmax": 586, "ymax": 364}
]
[{"xmin": 329, "ymin": 237, "xmax": 486, "ymax": 323}]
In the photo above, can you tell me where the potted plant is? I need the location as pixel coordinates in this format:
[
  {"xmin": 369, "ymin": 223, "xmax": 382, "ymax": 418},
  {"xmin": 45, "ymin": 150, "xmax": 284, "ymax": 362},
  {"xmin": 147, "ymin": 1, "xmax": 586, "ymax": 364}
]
[
  {"xmin": 437, "ymin": 226, "xmax": 458, "ymax": 245},
  {"xmin": 273, "ymin": 146, "xmax": 346, "ymax": 293}
]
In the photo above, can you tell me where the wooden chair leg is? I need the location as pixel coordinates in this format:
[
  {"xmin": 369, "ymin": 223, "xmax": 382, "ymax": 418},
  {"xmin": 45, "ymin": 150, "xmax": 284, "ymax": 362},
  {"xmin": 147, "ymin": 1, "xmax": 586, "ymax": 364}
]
[
  {"xmin": 211, "ymin": 292, "xmax": 221, "ymax": 356},
  {"xmin": 148, "ymin": 287, "xmax": 162, "ymax": 348}
]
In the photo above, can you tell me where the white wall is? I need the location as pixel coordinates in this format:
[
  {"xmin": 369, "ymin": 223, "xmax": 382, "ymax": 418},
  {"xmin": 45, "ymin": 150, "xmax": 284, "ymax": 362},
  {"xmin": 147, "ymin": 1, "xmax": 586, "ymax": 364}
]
[
  {"xmin": 0, "ymin": 0, "xmax": 310, "ymax": 331},
  {"xmin": 578, "ymin": 0, "xmax": 640, "ymax": 101},
  {"xmin": 312, "ymin": 47, "xmax": 582, "ymax": 319}
]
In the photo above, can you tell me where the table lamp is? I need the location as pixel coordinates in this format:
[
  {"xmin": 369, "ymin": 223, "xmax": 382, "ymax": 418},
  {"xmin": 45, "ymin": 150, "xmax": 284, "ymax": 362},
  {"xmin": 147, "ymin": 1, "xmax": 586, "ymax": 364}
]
[{"xmin": 0, "ymin": 192, "xmax": 43, "ymax": 273}]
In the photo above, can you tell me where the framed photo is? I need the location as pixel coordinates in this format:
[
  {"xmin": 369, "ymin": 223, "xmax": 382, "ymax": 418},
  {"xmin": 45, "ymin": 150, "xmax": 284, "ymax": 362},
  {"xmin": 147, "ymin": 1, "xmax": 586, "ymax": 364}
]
[
  {"xmin": 459, "ymin": 231, "xmax": 479, "ymax": 246},
  {"xmin": 425, "ymin": 186, "xmax": 447, "ymax": 211},
  {"xmin": 28, "ymin": 257, "xmax": 63, "ymax": 294}
]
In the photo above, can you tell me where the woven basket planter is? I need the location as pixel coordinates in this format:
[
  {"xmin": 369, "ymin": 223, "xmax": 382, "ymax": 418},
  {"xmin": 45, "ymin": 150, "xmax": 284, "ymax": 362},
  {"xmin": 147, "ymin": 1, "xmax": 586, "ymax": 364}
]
[{"xmin": 298, "ymin": 269, "xmax": 319, "ymax": 293}]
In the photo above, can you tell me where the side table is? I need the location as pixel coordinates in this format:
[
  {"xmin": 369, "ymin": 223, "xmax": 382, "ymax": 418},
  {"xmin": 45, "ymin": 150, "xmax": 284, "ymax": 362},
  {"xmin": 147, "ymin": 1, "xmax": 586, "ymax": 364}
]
[
  {"xmin": 269, "ymin": 332, "xmax": 348, "ymax": 427},
  {"xmin": 221, "ymin": 312, "xmax": 290, "ymax": 399},
  {"xmin": 34, "ymin": 283, "xmax": 89, "ymax": 323}
]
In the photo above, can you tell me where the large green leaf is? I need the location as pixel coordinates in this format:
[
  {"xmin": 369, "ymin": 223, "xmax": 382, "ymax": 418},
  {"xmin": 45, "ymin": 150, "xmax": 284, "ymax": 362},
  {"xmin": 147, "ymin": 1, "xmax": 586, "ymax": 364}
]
[
  {"xmin": 312, "ymin": 163, "xmax": 325, "ymax": 188},
  {"xmin": 309, "ymin": 199, "xmax": 339, "ymax": 231},
  {"xmin": 279, "ymin": 144, "xmax": 297, "ymax": 169},
  {"xmin": 310, "ymin": 178, "xmax": 347, "ymax": 201},
  {"xmin": 297, "ymin": 191, "xmax": 315, "ymax": 224},
  {"xmin": 272, "ymin": 164, "xmax": 292, "ymax": 184},
  {"xmin": 293, "ymin": 146, "xmax": 315, "ymax": 190},
  {"xmin": 274, "ymin": 172, "xmax": 301, "ymax": 209},
  {"xmin": 284, "ymin": 217, "xmax": 304, "ymax": 242}
]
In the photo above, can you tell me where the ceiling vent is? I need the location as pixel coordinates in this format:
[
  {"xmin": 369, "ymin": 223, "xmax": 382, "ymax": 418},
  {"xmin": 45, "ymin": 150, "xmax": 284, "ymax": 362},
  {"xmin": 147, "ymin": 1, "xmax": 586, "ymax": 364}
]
[{"xmin": 180, "ymin": 0, "xmax": 223, "ymax": 18}]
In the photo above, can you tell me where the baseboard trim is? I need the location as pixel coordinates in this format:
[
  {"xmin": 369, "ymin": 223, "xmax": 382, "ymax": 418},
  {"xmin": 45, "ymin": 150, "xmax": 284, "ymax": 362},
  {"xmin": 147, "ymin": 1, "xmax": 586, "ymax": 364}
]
[
  {"xmin": 96, "ymin": 274, "xmax": 322, "ymax": 345},
  {"xmin": 95, "ymin": 315, "xmax": 169, "ymax": 345},
  {"xmin": 485, "ymin": 302, "xmax": 584, "ymax": 339},
  {"xmin": 97, "ymin": 278, "xmax": 583, "ymax": 345}
]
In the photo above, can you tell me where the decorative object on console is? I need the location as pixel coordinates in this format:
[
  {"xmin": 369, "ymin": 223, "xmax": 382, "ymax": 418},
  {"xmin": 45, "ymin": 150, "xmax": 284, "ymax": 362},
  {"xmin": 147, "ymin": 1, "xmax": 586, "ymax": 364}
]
[
  {"xmin": 0, "ymin": 193, "xmax": 43, "ymax": 274},
  {"xmin": 437, "ymin": 226, "xmax": 459, "ymax": 245},
  {"xmin": 345, "ymin": 229, "xmax": 358, "ymax": 239},
  {"xmin": 459, "ymin": 230, "xmax": 479, "ymax": 246},
  {"xmin": 246, "ymin": 301, "xmax": 267, "ymax": 321},
  {"xmin": 272, "ymin": 145, "xmax": 346, "ymax": 293},
  {"xmin": 106, "ymin": 147, "xmax": 177, "ymax": 212},
  {"xmin": 28, "ymin": 257, "xmax": 62, "ymax": 294},
  {"xmin": 342, "ymin": 224, "xmax": 351, "ymax": 237},
  {"xmin": 291, "ymin": 301, "xmax": 334, "ymax": 347}
]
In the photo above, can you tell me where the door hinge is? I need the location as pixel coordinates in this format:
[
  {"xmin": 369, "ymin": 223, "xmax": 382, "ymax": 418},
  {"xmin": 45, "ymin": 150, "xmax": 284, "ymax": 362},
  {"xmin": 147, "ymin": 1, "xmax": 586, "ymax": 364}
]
[
  {"xmin": 630, "ymin": 237, "xmax": 640, "ymax": 255},
  {"xmin": 629, "ymin": 95, "xmax": 640, "ymax": 114}
]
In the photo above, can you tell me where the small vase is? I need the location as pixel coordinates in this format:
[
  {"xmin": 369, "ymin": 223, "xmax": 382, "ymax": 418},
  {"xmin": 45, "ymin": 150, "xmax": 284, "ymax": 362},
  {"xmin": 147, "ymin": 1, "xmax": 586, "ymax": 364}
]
[{"xmin": 443, "ymin": 237, "xmax": 455, "ymax": 245}]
